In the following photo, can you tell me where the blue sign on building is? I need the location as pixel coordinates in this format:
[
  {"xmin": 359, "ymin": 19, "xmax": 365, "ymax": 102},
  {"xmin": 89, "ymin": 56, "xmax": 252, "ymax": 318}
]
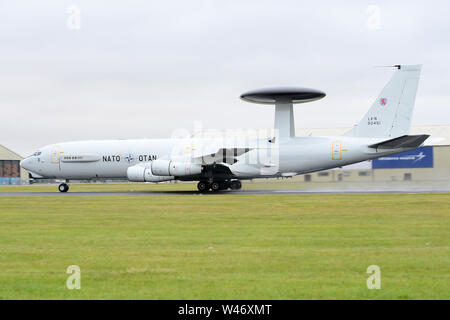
[
  {"xmin": 0, "ymin": 177, "xmax": 21, "ymax": 185},
  {"xmin": 372, "ymin": 146, "xmax": 434, "ymax": 169}
]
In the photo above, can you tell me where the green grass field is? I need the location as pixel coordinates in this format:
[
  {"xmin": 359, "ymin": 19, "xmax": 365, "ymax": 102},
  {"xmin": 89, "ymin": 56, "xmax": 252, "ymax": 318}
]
[{"xmin": 0, "ymin": 190, "xmax": 449, "ymax": 299}]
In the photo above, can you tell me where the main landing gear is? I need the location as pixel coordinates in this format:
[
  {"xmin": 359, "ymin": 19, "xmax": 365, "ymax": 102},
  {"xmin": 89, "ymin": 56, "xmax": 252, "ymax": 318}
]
[
  {"xmin": 58, "ymin": 183, "xmax": 69, "ymax": 193},
  {"xmin": 197, "ymin": 181, "xmax": 210, "ymax": 192},
  {"xmin": 197, "ymin": 180, "xmax": 242, "ymax": 192},
  {"xmin": 229, "ymin": 180, "xmax": 242, "ymax": 190}
]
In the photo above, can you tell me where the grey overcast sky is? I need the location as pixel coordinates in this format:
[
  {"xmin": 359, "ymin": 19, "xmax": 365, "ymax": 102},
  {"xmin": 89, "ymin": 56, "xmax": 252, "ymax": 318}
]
[{"xmin": 1, "ymin": 0, "xmax": 449, "ymax": 156}]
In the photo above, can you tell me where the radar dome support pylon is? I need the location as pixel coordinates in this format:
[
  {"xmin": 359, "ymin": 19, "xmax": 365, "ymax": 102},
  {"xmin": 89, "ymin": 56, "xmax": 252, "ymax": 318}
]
[{"xmin": 240, "ymin": 87, "xmax": 326, "ymax": 141}]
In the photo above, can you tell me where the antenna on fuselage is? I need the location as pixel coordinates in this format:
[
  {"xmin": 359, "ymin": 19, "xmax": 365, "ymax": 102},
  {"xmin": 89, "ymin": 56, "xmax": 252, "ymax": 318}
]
[
  {"xmin": 240, "ymin": 87, "xmax": 326, "ymax": 141},
  {"xmin": 375, "ymin": 65, "xmax": 402, "ymax": 69}
]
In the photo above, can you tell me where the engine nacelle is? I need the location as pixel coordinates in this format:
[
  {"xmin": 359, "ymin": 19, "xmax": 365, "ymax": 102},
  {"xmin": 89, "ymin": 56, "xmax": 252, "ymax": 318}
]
[
  {"xmin": 127, "ymin": 164, "xmax": 174, "ymax": 182},
  {"xmin": 151, "ymin": 159, "xmax": 202, "ymax": 176}
]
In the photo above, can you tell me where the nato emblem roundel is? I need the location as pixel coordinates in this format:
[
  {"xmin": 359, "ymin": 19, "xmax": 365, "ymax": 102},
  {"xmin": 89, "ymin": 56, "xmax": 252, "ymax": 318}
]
[{"xmin": 379, "ymin": 97, "xmax": 387, "ymax": 106}]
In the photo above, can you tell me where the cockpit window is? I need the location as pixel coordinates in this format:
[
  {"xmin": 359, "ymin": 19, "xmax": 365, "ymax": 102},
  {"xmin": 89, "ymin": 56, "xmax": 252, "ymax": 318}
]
[{"xmin": 31, "ymin": 151, "xmax": 42, "ymax": 157}]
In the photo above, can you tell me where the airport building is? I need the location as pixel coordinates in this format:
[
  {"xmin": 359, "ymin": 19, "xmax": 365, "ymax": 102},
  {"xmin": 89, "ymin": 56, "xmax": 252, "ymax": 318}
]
[{"xmin": 0, "ymin": 145, "xmax": 29, "ymax": 185}]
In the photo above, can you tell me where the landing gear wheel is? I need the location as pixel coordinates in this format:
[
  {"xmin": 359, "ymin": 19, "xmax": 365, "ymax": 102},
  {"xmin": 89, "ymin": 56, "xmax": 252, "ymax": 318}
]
[
  {"xmin": 58, "ymin": 183, "xmax": 69, "ymax": 193},
  {"xmin": 197, "ymin": 181, "xmax": 210, "ymax": 192},
  {"xmin": 210, "ymin": 181, "xmax": 221, "ymax": 192},
  {"xmin": 230, "ymin": 180, "xmax": 242, "ymax": 190},
  {"xmin": 219, "ymin": 181, "xmax": 230, "ymax": 190}
]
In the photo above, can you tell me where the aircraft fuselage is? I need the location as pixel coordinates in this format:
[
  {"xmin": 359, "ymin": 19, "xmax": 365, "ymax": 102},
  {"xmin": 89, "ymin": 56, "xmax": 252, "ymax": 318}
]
[{"xmin": 20, "ymin": 136, "xmax": 411, "ymax": 180}]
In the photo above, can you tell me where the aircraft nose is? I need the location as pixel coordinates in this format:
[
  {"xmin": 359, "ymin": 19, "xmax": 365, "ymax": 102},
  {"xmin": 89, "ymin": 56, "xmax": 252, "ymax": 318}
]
[{"xmin": 20, "ymin": 158, "xmax": 32, "ymax": 171}]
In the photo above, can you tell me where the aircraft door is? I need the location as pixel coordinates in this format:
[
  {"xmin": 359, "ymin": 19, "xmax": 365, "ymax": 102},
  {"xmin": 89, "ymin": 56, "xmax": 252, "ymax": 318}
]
[
  {"xmin": 51, "ymin": 145, "xmax": 61, "ymax": 171},
  {"xmin": 332, "ymin": 141, "xmax": 342, "ymax": 160}
]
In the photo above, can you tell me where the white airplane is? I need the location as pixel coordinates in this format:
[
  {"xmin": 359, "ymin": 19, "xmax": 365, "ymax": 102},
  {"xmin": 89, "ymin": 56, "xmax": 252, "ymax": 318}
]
[{"xmin": 20, "ymin": 64, "xmax": 429, "ymax": 192}]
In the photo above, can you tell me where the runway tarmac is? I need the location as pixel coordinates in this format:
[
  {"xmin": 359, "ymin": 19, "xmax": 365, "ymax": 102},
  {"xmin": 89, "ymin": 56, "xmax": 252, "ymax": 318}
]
[{"xmin": 1, "ymin": 188, "xmax": 449, "ymax": 196}]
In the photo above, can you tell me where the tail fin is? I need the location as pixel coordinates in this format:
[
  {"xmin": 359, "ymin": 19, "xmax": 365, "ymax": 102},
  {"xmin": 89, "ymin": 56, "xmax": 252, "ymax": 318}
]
[{"xmin": 345, "ymin": 65, "xmax": 422, "ymax": 138}]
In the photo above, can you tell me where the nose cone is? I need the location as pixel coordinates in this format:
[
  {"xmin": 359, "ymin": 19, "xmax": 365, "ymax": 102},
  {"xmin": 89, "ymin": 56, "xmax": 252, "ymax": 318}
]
[{"xmin": 20, "ymin": 158, "xmax": 32, "ymax": 171}]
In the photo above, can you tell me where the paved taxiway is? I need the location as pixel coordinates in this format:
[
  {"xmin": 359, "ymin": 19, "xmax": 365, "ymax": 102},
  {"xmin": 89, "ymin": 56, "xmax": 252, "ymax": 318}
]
[{"xmin": 1, "ymin": 188, "xmax": 449, "ymax": 196}]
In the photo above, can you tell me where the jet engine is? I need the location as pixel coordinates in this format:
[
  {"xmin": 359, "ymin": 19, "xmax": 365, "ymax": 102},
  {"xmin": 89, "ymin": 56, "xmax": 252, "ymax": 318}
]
[
  {"xmin": 127, "ymin": 160, "xmax": 202, "ymax": 182},
  {"xmin": 150, "ymin": 159, "xmax": 202, "ymax": 176},
  {"xmin": 127, "ymin": 164, "xmax": 174, "ymax": 182}
]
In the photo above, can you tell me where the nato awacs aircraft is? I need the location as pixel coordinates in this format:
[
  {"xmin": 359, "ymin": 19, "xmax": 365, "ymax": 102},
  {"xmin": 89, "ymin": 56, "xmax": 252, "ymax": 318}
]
[{"xmin": 21, "ymin": 65, "xmax": 429, "ymax": 192}]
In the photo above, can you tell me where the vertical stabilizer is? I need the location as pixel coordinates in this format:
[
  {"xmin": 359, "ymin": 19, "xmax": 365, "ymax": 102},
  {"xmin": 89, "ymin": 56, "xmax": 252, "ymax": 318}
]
[{"xmin": 345, "ymin": 65, "xmax": 421, "ymax": 138}]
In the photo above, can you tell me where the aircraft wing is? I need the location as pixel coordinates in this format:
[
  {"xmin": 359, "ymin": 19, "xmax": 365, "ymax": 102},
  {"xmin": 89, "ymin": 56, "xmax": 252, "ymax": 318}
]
[
  {"xmin": 191, "ymin": 147, "xmax": 253, "ymax": 164},
  {"xmin": 169, "ymin": 138, "xmax": 270, "ymax": 164}
]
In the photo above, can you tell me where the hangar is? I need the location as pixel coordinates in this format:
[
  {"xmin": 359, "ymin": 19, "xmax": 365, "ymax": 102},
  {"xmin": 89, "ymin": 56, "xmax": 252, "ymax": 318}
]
[{"xmin": 0, "ymin": 145, "xmax": 29, "ymax": 185}]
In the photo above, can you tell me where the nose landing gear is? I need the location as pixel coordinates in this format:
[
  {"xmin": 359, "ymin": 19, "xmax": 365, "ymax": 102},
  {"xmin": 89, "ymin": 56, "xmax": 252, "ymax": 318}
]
[{"xmin": 58, "ymin": 183, "xmax": 69, "ymax": 193}]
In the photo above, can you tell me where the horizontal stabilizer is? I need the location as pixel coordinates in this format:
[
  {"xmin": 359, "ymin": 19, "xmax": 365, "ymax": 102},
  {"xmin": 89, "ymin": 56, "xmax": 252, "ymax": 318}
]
[{"xmin": 368, "ymin": 134, "xmax": 430, "ymax": 150}]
